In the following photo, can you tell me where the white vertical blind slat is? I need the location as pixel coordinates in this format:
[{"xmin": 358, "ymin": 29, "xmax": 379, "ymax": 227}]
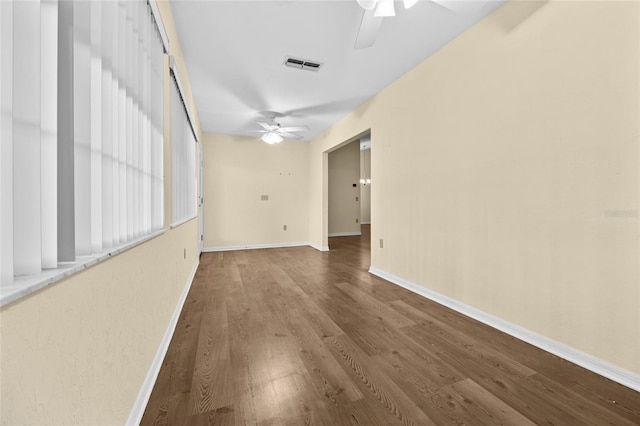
[
  {"xmin": 90, "ymin": 0, "xmax": 102, "ymax": 254},
  {"xmin": 101, "ymin": 0, "xmax": 114, "ymax": 250},
  {"xmin": 41, "ymin": 0, "xmax": 58, "ymax": 269},
  {"xmin": 142, "ymin": 6, "xmax": 151, "ymax": 234},
  {"xmin": 111, "ymin": 1, "xmax": 121, "ymax": 246},
  {"xmin": 170, "ymin": 82, "xmax": 179, "ymax": 223},
  {"xmin": 188, "ymin": 127, "xmax": 195, "ymax": 218},
  {"xmin": 73, "ymin": 0, "xmax": 91, "ymax": 256},
  {"xmin": 0, "ymin": 0, "xmax": 14, "ymax": 284},
  {"xmin": 0, "ymin": 1, "xmax": 4, "ymax": 281},
  {"xmin": 118, "ymin": 1, "xmax": 127, "ymax": 243},
  {"xmin": 142, "ymin": 1, "xmax": 150, "ymax": 235},
  {"xmin": 150, "ymin": 21, "xmax": 163, "ymax": 230},
  {"xmin": 13, "ymin": 1, "xmax": 42, "ymax": 275},
  {"xmin": 57, "ymin": 0, "xmax": 75, "ymax": 263},
  {"xmin": 0, "ymin": 0, "xmax": 3, "ymax": 282},
  {"xmin": 125, "ymin": 1, "xmax": 133, "ymax": 241},
  {"xmin": 180, "ymin": 105, "xmax": 186, "ymax": 220},
  {"xmin": 138, "ymin": 1, "xmax": 145, "ymax": 237},
  {"xmin": 132, "ymin": 1, "xmax": 140, "ymax": 238}
]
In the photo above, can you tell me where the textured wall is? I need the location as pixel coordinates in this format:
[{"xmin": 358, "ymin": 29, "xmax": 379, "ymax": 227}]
[
  {"xmin": 308, "ymin": 0, "xmax": 640, "ymax": 374},
  {"xmin": 0, "ymin": 221, "xmax": 199, "ymax": 425},
  {"xmin": 202, "ymin": 133, "xmax": 310, "ymax": 249}
]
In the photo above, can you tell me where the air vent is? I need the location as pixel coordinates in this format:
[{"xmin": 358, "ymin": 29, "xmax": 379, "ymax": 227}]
[{"xmin": 284, "ymin": 56, "xmax": 322, "ymax": 72}]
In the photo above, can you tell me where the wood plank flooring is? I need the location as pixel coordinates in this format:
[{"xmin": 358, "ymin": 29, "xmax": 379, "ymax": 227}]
[{"xmin": 142, "ymin": 226, "xmax": 640, "ymax": 425}]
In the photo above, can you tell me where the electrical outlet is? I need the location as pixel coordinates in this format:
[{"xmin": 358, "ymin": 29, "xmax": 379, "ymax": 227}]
[
  {"xmin": 283, "ymin": 225, "xmax": 287, "ymax": 231},
  {"xmin": 261, "ymin": 194, "xmax": 269, "ymax": 201},
  {"xmin": 379, "ymin": 239, "xmax": 384, "ymax": 249}
]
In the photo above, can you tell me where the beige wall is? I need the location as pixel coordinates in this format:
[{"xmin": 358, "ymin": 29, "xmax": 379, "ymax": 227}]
[
  {"xmin": 0, "ymin": 222, "xmax": 199, "ymax": 425},
  {"xmin": 0, "ymin": 1, "xmax": 203, "ymax": 424},
  {"xmin": 309, "ymin": 0, "xmax": 639, "ymax": 374},
  {"xmin": 360, "ymin": 148, "xmax": 371, "ymax": 224},
  {"xmin": 329, "ymin": 141, "xmax": 361, "ymax": 235},
  {"xmin": 202, "ymin": 133, "xmax": 309, "ymax": 248}
]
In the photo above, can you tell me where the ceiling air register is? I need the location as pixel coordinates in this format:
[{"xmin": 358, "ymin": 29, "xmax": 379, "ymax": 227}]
[{"xmin": 284, "ymin": 57, "xmax": 322, "ymax": 72}]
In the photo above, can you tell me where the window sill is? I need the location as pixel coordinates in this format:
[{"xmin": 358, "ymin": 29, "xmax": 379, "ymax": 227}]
[
  {"xmin": 0, "ymin": 229, "xmax": 166, "ymax": 308},
  {"xmin": 170, "ymin": 215, "xmax": 197, "ymax": 230}
]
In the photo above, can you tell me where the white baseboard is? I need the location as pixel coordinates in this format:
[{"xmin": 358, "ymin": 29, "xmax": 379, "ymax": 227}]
[
  {"xmin": 369, "ymin": 266, "xmax": 640, "ymax": 392},
  {"xmin": 360, "ymin": 221, "xmax": 371, "ymax": 225},
  {"xmin": 126, "ymin": 260, "xmax": 200, "ymax": 425},
  {"xmin": 308, "ymin": 242, "xmax": 330, "ymax": 252},
  {"xmin": 203, "ymin": 242, "xmax": 309, "ymax": 252},
  {"xmin": 328, "ymin": 232, "xmax": 362, "ymax": 237}
]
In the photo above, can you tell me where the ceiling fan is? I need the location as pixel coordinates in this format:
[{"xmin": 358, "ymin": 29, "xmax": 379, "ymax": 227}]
[
  {"xmin": 250, "ymin": 112, "xmax": 310, "ymax": 144},
  {"xmin": 357, "ymin": 0, "xmax": 419, "ymax": 16},
  {"xmin": 354, "ymin": 0, "xmax": 488, "ymax": 49},
  {"xmin": 354, "ymin": 0, "xmax": 419, "ymax": 49}
]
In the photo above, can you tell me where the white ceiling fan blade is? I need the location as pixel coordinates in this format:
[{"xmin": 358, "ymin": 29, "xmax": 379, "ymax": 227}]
[
  {"xmin": 404, "ymin": 0, "xmax": 419, "ymax": 8},
  {"xmin": 247, "ymin": 130, "xmax": 268, "ymax": 133},
  {"xmin": 431, "ymin": 0, "xmax": 488, "ymax": 14},
  {"xmin": 374, "ymin": 0, "xmax": 395, "ymax": 17},
  {"xmin": 278, "ymin": 125, "xmax": 309, "ymax": 133},
  {"xmin": 256, "ymin": 121, "xmax": 276, "ymax": 131},
  {"xmin": 354, "ymin": 9, "xmax": 383, "ymax": 49},
  {"xmin": 278, "ymin": 132, "xmax": 304, "ymax": 140},
  {"xmin": 356, "ymin": 0, "xmax": 377, "ymax": 11}
]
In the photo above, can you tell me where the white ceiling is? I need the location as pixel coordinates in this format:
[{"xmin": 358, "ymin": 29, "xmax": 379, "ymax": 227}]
[{"xmin": 169, "ymin": 0, "xmax": 505, "ymax": 141}]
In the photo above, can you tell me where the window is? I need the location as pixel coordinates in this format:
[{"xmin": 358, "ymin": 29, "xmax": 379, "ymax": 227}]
[
  {"xmin": 169, "ymin": 57, "xmax": 198, "ymax": 226},
  {"xmin": 0, "ymin": 0, "xmax": 168, "ymax": 305}
]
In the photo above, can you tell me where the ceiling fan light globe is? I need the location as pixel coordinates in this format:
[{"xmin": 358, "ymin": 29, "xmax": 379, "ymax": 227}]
[
  {"xmin": 261, "ymin": 132, "xmax": 283, "ymax": 144},
  {"xmin": 356, "ymin": 0, "xmax": 377, "ymax": 11},
  {"xmin": 374, "ymin": 0, "xmax": 395, "ymax": 17},
  {"xmin": 403, "ymin": 0, "xmax": 419, "ymax": 9}
]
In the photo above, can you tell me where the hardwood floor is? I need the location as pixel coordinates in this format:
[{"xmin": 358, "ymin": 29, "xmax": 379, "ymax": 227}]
[{"xmin": 142, "ymin": 226, "xmax": 639, "ymax": 425}]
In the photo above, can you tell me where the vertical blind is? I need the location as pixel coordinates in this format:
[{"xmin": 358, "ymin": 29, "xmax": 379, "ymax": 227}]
[
  {"xmin": 0, "ymin": 0, "xmax": 14, "ymax": 285},
  {"xmin": 0, "ymin": 0, "xmax": 166, "ymax": 286},
  {"xmin": 170, "ymin": 58, "xmax": 197, "ymax": 226}
]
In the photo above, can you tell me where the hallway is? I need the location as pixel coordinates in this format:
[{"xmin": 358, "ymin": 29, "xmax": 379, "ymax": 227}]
[{"xmin": 142, "ymin": 228, "xmax": 639, "ymax": 425}]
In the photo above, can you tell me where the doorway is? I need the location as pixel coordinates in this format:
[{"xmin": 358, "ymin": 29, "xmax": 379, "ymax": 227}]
[
  {"xmin": 326, "ymin": 131, "xmax": 372, "ymax": 267},
  {"xmin": 328, "ymin": 140, "xmax": 361, "ymax": 238},
  {"xmin": 359, "ymin": 134, "xmax": 371, "ymax": 227}
]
